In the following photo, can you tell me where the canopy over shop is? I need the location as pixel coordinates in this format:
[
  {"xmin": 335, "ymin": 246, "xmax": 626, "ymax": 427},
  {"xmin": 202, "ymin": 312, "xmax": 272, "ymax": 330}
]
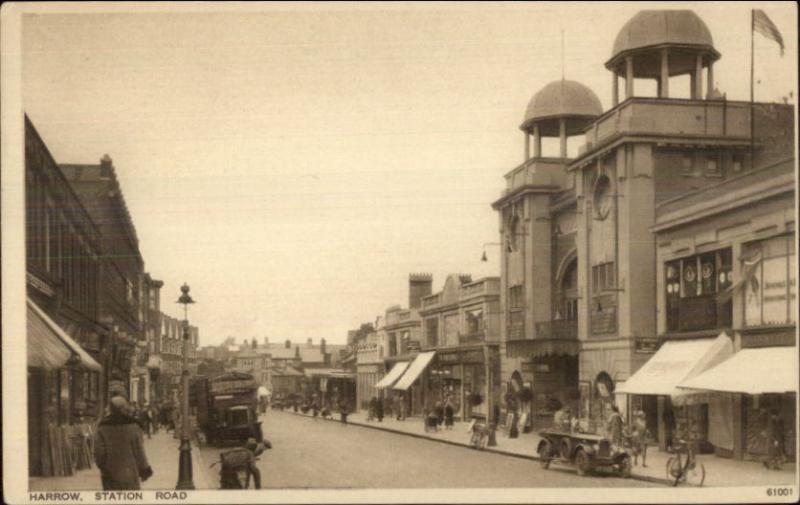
[
  {"xmin": 375, "ymin": 361, "xmax": 411, "ymax": 389},
  {"xmin": 679, "ymin": 346, "xmax": 798, "ymax": 395},
  {"xmin": 393, "ymin": 352, "xmax": 436, "ymax": 391},
  {"xmin": 27, "ymin": 298, "xmax": 103, "ymax": 478},
  {"xmin": 615, "ymin": 333, "xmax": 734, "ymax": 453}
]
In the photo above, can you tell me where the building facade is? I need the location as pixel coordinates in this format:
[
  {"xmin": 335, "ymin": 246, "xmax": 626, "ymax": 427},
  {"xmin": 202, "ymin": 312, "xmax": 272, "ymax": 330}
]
[
  {"xmin": 61, "ymin": 156, "xmax": 146, "ymax": 399},
  {"xmin": 419, "ymin": 275, "xmax": 502, "ymax": 422},
  {"xmin": 25, "ymin": 116, "xmax": 106, "ymax": 477}
]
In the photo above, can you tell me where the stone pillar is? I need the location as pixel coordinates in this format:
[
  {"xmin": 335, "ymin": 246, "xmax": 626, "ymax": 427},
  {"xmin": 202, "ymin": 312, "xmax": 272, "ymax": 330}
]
[
  {"xmin": 659, "ymin": 48, "xmax": 669, "ymax": 98},
  {"xmin": 707, "ymin": 60, "xmax": 714, "ymax": 98},
  {"xmin": 524, "ymin": 133, "xmax": 530, "ymax": 161},
  {"xmin": 692, "ymin": 53, "xmax": 703, "ymax": 99},
  {"xmin": 612, "ymin": 72, "xmax": 619, "ymax": 106},
  {"xmin": 625, "ymin": 56, "xmax": 634, "ymax": 99},
  {"xmin": 559, "ymin": 118, "xmax": 567, "ymax": 158},
  {"xmin": 532, "ymin": 124, "xmax": 541, "ymax": 158}
]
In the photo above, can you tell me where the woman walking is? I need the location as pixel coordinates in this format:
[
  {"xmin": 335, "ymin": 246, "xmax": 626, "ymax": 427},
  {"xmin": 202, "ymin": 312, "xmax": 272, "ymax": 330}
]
[{"xmin": 444, "ymin": 397, "xmax": 455, "ymax": 430}]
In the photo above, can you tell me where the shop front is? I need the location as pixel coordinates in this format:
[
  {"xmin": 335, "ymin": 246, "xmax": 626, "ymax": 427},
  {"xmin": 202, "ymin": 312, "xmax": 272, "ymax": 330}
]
[
  {"xmin": 27, "ymin": 298, "xmax": 103, "ymax": 477},
  {"xmin": 616, "ymin": 333, "xmax": 734, "ymax": 454},
  {"xmin": 356, "ymin": 363, "xmax": 383, "ymax": 411},
  {"xmin": 425, "ymin": 347, "xmax": 495, "ymax": 422},
  {"xmin": 391, "ymin": 351, "xmax": 435, "ymax": 417},
  {"xmin": 680, "ymin": 336, "xmax": 797, "ymax": 462}
]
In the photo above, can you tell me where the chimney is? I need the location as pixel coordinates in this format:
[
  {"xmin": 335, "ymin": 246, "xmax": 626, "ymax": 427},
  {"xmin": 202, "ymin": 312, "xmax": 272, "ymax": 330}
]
[
  {"xmin": 408, "ymin": 273, "xmax": 433, "ymax": 309},
  {"xmin": 321, "ymin": 338, "xmax": 326, "ymax": 354},
  {"xmin": 295, "ymin": 345, "xmax": 300, "ymax": 358},
  {"xmin": 307, "ymin": 338, "xmax": 313, "ymax": 346},
  {"xmin": 263, "ymin": 337, "xmax": 269, "ymax": 346},
  {"xmin": 458, "ymin": 273, "xmax": 473, "ymax": 285},
  {"xmin": 285, "ymin": 339, "xmax": 291, "ymax": 349},
  {"xmin": 100, "ymin": 154, "xmax": 113, "ymax": 177}
]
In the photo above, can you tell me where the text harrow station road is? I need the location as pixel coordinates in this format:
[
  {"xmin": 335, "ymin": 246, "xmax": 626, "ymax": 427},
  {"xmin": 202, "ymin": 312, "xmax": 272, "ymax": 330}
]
[{"xmin": 198, "ymin": 410, "xmax": 657, "ymax": 488}]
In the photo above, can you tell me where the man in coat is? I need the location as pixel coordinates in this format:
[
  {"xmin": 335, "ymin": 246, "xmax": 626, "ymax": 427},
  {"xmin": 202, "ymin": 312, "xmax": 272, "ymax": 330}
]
[{"xmin": 94, "ymin": 396, "xmax": 154, "ymax": 490}]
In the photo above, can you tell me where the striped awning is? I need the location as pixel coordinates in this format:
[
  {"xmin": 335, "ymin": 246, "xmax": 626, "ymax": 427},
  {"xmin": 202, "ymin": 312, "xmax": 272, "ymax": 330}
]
[
  {"xmin": 375, "ymin": 361, "xmax": 410, "ymax": 389},
  {"xmin": 27, "ymin": 298, "xmax": 102, "ymax": 371},
  {"xmin": 392, "ymin": 351, "xmax": 436, "ymax": 391}
]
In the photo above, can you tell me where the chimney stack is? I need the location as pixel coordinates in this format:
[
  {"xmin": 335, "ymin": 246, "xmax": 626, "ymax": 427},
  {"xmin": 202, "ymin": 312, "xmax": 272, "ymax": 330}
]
[
  {"xmin": 321, "ymin": 338, "xmax": 326, "ymax": 354},
  {"xmin": 295, "ymin": 345, "xmax": 300, "ymax": 358},
  {"xmin": 100, "ymin": 154, "xmax": 113, "ymax": 177},
  {"xmin": 408, "ymin": 273, "xmax": 433, "ymax": 309},
  {"xmin": 285, "ymin": 339, "xmax": 291, "ymax": 349},
  {"xmin": 307, "ymin": 338, "xmax": 313, "ymax": 346},
  {"xmin": 263, "ymin": 337, "xmax": 269, "ymax": 346}
]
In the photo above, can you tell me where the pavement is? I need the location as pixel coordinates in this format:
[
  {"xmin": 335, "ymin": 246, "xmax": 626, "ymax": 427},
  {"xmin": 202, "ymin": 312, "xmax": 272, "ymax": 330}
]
[
  {"xmin": 28, "ymin": 428, "xmax": 211, "ymax": 492},
  {"xmin": 280, "ymin": 407, "xmax": 797, "ymax": 487}
]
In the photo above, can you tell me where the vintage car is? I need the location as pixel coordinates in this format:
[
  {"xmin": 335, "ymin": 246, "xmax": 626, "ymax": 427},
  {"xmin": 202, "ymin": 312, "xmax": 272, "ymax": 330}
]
[{"xmin": 537, "ymin": 430, "xmax": 632, "ymax": 478}]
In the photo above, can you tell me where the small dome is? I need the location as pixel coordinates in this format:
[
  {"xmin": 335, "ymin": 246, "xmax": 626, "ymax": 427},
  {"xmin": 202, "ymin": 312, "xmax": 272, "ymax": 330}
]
[
  {"xmin": 521, "ymin": 80, "xmax": 602, "ymax": 135},
  {"xmin": 609, "ymin": 10, "xmax": 717, "ymax": 67}
]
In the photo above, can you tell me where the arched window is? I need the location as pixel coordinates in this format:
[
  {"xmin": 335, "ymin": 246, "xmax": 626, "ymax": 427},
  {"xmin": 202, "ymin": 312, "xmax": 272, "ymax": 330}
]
[{"xmin": 557, "ymin": 258, "xmax": 578, "ymax": 321}]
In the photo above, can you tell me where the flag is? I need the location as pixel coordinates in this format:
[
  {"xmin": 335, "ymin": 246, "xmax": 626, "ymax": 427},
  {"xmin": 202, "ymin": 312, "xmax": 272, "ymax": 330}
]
[{"xmin": 753, "ymin": 9, "xmax": 785, "ymax": 56}]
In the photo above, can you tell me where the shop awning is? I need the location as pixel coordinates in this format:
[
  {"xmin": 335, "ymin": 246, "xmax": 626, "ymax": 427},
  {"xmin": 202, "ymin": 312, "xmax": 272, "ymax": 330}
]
[
  {"xmin": 393, "ymin": 351, "xmax": 436, "ymax": 391},
  {"xmin": 375, "ymin": 361, "xmax": 410, "ymax": 389},
  {"xmin": 616, "ymin": 332, "xmax": 732, "ymax": 398},
  {"xmin": 679, "ymin": 346, "xmax": 798, "ymax": 395},
  {"xmin": 27, "ymin": 298, "xmax": 102, "ymax": 372}
]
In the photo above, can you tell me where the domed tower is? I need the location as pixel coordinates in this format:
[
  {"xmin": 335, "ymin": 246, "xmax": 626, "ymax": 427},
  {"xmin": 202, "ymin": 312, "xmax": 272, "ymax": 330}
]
[
  {"xmin": 606, "ymin": 10, "xmax": 720, "ymax": 104},
  {"xmin": 521, "ymin": 79, "xmax": 602, "ymax": 160}
]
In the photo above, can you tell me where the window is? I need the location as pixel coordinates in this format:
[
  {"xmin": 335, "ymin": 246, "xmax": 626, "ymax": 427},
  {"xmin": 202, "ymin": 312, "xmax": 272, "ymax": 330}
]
[
  {"xmin": 743, "ymin": 235, "xmax": 796, "ymax": 327},
  {"xmin": 680, "ymin": 153, "xmax": 694, "ymax": 175},
  {"xmin": 465, "ymin": 308, "xmax": 484, "ymax": 336},
  {"xmin": 665, "ymin": 248, "xmax": 732, "ymax": 332},
  {"xmin": 593, "ymin": 175, "xmax": 612, "ymax": 220},
  {"xmin": 732, "ymin": 155, "xmax": 743, "ymax": 173},
  {"xmin": 509, "ymin": 285, "xmax": 525, "ymax": 309},
  {"xmin": 424, "ymin": 318, "xmax": 439, "ymax": 347},
  {"xmin": 592, "ymin": 262, "xmax": 616, "ymax": 293},
  {"xmin": 387, "ymin": 333, "xmax": 397, "ymax": 357},
  {"xmin": 443, "ymin": 314, "xmax": 459, "ymax": 346},
  {"xmin": 705, "ymin": 155, "xmax": 721, "ymax": 177}
]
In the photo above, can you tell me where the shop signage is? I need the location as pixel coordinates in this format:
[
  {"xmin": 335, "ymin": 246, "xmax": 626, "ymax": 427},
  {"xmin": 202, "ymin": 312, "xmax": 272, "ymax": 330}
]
[
  {"xmin": 635, "ymin": 338, "xmax": 659, "ymax": 353},
  {"xmin": 438, "ymin": 352, "xmax": 459, "ymax": 364},
  {"xmin": 460, "ymin": 350, "xmax": 484, "ymax": 363},
  {"xmin": 406, "ymin": 340, "xmax": 421, "ymax": 353},
  {"xmin": 740, "ymin": 331, "xmax": 795, "ymax": 349}
]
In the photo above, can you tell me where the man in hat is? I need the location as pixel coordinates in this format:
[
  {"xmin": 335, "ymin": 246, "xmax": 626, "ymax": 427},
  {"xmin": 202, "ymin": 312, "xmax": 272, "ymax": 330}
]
[{"xmin": 94, "ymin": 396, "xmax": 153, "ymax": 490}]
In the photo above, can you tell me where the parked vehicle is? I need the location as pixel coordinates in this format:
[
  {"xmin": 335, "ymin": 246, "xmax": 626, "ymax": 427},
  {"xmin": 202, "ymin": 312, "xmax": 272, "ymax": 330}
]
[
  {"xmin": 537, "ymin": 430, "xmax": 632, "ymax": 478},
  {"xmin": 191, "ymin": 372, "xmax": 263, "ymax": 447}
]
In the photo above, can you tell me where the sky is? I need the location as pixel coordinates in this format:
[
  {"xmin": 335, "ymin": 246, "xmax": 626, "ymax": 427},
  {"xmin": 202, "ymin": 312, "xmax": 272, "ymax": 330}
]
[{"xmin": 20, "ymin": 2, "xmax": 797, "ymax": 346}]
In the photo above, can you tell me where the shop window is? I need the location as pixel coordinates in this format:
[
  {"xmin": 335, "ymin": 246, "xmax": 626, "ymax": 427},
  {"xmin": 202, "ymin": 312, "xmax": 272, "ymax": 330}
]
[
  {"xmin": 665, "ymin": 248, "xmax": 733, "ymax": 332},
  {"xmin": 743, "ymin": 234, "xmax": 797, "ymax": 327}
]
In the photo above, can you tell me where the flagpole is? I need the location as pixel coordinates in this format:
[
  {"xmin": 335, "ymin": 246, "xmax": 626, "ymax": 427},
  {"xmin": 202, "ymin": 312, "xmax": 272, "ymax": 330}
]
[{"xmin": 750, "ymin": 9, "xmax": 755, "ymax": 169}]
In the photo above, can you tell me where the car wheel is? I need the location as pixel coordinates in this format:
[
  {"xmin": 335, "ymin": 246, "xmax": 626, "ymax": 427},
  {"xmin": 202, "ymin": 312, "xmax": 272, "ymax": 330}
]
[
  {"xmin": 538, "ymin": 442, "xmax": 551, "ymax": 469},
  {"xmin": 575, "ymin": 449, "xmax": 590, "ymax": 477},
  {"xmin": 618, "ymin": 454, "xmax": 632, "ymax": 478}
]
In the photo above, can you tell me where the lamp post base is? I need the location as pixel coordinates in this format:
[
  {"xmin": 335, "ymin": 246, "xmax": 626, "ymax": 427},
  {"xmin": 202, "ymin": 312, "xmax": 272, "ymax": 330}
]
[{"xmin": 175, "ymin": 438, "xmax": 195, "ymax": 490}]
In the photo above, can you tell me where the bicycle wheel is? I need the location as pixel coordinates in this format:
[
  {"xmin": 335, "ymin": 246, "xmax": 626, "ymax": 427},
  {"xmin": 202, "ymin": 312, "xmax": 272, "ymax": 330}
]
[
  {"xmin": 666, "ymin": 456, "xmax": 684, "ymax": 485},
  {"xmin": 685, "ymin": 462, "xmax": 705, "ymax": 487}
]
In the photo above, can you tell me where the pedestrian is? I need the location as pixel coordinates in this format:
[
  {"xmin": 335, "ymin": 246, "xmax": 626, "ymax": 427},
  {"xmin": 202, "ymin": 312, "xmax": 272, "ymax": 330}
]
[
  {"xmin": 94, "ymin": 396, "xmax": 154, "ymax": 490},
  {"xmin": 376, "ymin": 395, "xmax": 384, "ymax": 422},
  {"xmin": 368, "ymin": 397, "xmax": 377, "ymax": 422},
  {"xmin": 662, "ymin": 400, "xmax": 676, "ymax": 452},
  {"xmin": 763, "ymin": 408, "xmax": 786, "ymax": 470},
  {"xmin": 434, "ymin": 401, "xmax": 444, "ymax": 430},
  {"xmin": 396, "ymin": 393, "xmax": 406, "ymax": 421},
  {"xmin": 606, "ymin": 404, "xmax": 623, "ymax": 447},
  {"xmin": 340, "ymin": 402, "xmax": 349, "ymax": 426},
  {"xmin": 139, "ymin": 404, "xmax": 152, "ymax": 439},
  {"xmin": 444, "ymin": 398, "xmax": 455, "ymax": 430},
  {"xmin": 632, "ymin": 410, "xmax": 650, "ymax": 467}
]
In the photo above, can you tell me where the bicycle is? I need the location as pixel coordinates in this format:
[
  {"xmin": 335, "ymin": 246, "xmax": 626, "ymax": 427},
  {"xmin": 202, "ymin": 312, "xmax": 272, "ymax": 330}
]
[{"xmin": 666, "ymin": 439, "xmax": 705, "ymax": 486}]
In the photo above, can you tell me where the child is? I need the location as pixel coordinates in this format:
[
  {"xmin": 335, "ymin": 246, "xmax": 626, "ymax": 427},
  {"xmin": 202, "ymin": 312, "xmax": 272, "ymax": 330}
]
[
  {"xmin": 632, "ymin": 410, "xmax": 650, "ymax": 467},
  {"xmin": 340, "ymin": 403, "xmax": 349, "ymax": 426}
]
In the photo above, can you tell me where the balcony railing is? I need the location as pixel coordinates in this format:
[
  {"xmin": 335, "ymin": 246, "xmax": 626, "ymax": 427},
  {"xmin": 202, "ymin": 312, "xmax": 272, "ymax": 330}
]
[
  {"xmin": 534, "ymin": 320, "xmax": 578, "ymax": 340},
  {"xmin": 458, "ymin": 332, "xmax": 484, "ymax": 345},
  {"xmin": 421, "ymin": 293, "xmax": 442, "ymax": 308}
]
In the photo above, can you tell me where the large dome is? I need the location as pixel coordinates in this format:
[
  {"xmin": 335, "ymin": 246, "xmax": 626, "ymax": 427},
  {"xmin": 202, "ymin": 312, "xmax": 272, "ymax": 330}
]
[
  {"xmin": 608, "ymin": 10, "xmax": 717, "ymax": 68},
  {"xmin": 521, "ymin": 80, "xmax": 602, "ymax": 135}
]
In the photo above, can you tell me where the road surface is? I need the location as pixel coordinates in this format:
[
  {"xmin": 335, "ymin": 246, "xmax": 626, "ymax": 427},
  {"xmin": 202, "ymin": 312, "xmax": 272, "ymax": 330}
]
[{"xmin": 198, "ymin": 410, "xmax": 657, "ymax": 488}]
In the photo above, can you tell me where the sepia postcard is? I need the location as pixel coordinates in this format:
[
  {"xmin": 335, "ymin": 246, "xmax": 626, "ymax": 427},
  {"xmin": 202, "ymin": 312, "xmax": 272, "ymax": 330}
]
[{"xmin": 2, "ymin": 1, "xmax": 798, "ymax": 503}]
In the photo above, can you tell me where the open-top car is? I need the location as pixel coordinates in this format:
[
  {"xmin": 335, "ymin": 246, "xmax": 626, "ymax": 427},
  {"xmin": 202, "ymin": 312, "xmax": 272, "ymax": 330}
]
[{"xmin": 537, "ymin": 430, "xmax": 632, "ymax": 478}]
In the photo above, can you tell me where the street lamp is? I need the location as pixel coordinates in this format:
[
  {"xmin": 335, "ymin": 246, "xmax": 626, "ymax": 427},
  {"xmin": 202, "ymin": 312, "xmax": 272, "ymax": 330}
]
[
  {"xmin": 176, "ymin": 283, "xmax": 195, "ymax": 490},
  {"xmin": 481, "ymin": 242, "xmax": 503, "ymax": 262}
]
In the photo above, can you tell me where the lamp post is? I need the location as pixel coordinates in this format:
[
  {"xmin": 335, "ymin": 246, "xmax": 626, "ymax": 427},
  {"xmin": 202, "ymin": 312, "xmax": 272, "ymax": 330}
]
[
  {"xmin": 176, "ymin": 283, "xmax": 195, "ymax": 490},
  {"xmin": 481, "ymin": 242, "xmax": 503, "ymax": 262}
]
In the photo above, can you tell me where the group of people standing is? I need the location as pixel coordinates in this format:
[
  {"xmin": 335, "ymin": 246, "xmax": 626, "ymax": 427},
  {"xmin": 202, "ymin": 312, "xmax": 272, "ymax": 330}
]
[{"xmin": 426, "ymin": 396, "xmax": 456, "ymax": 431}]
